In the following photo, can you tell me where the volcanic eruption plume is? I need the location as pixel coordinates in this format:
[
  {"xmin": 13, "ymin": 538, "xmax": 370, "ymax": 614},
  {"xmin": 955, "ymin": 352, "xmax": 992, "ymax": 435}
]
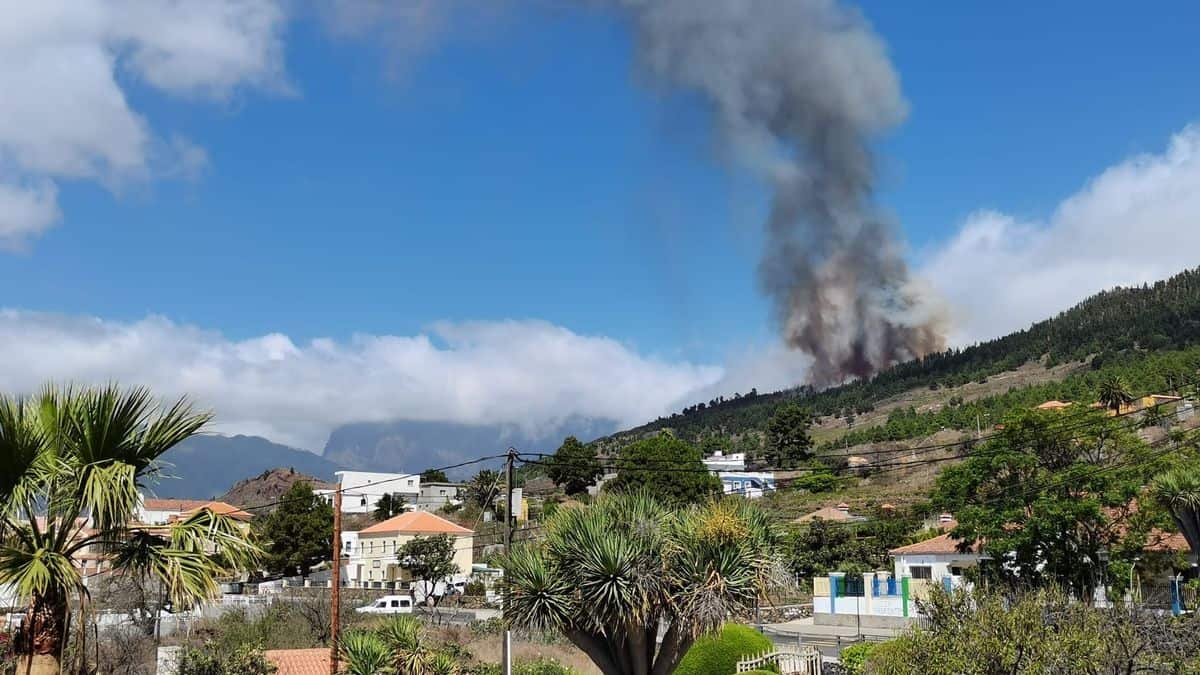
[{"xmin": 604, "ymin": 0, "xmax": 947, "ymax": 385}]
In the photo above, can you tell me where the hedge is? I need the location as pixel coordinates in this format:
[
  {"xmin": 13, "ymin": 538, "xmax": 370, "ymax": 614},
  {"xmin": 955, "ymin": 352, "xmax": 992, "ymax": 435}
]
[{"xmin": 675, "ymin": 624, "xmax": 775, "ymax": 675}]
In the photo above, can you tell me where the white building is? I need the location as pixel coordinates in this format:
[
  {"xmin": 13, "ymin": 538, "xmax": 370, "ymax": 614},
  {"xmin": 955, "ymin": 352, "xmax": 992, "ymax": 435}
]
[
  {"xmin": 702, "ymin": 450, "xmax": 774, "ymax": 499},
  {"xmin": 889, "ymin": 532, "xmax": 986, "ymax": 583},
  {"xmin": 411, "ymin": 482, "xmax": 466, "ymax": 512},
  {"xmin": 702, "ymin": 451, "xmax": 746, "ymax": 472},
  {"xmin": 136, "ymin": 496, "xmax": 210, "ymax": 525},
  {"xmin": 717, "ymin": 471, "xmax": 776, "ymax": 499},
  {"xmin": 341, "ymin": 511, "xmax": 474, "ymax": 590},
  {"xmin": 319, "ymin": 471, "xmax": 421, "ymax": 514}
]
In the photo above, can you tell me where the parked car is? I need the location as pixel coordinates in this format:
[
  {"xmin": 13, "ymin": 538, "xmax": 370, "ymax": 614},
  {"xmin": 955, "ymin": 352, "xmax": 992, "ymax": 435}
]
[{"xmin": 356, "ymin": 595, "xmax": 414, "ymax": 614}]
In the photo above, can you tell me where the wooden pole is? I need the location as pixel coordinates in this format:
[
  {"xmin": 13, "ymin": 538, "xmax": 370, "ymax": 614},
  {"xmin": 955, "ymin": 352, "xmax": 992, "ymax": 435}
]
[
  {"xmin": 330, "ymin": 486, "xmax": 343, "ymax": 675},
  {"xmin": 502, "ymin": 448, "xmax": 516, "ymax": 675}
]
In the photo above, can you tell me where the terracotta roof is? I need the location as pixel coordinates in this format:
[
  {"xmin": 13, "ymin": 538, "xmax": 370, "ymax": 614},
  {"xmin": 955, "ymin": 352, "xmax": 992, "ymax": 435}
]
[
  {"xmin": 1144, "ymin": 529, "xmax": 1191, "ymax": 553},
  {"xmin": 142, "ymin": 498, "xmax": 209, "ymax": 511},
  {"xmin": 185, "ymin": 501, "xmax": 253, "ymax": 521},
  {"xmin": 264, "ymin": 648, "xmax": 332, "ymax": 675},
  {"xmin": 1036, "ymin": 400, "xmax": 1073, "ymax": 410},
  {"xmin": 890, "ymin": 532, "xmax": 982, "ymax": 555},
  {"xmin": 359, "ymin": 510, "xmax": 473, "ymax": 536},
  {"xmin": 795, "ymin": 506, "xmax": 862, "ymax": 524}
]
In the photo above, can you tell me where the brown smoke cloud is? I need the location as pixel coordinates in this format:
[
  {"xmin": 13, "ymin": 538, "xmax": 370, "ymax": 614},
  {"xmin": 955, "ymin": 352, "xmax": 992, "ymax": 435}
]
[{"xmin": 604, "ymin": 0, "xmax": 947, "ymax": 386}]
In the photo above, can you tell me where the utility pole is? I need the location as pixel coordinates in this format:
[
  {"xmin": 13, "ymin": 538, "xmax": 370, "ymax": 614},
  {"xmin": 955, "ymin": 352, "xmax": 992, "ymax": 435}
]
[
  {"xmin": 502, "ymin": 448, "xmax": 517, "ymax": 675},
  {"xmin": 330, "ymin": 487, "xmax": 343, "ymax": 675}
]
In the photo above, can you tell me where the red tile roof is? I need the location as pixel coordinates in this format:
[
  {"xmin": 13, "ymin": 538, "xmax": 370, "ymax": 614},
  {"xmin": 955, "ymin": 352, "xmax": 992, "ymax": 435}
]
[
  {"xmin": 264, "ymin": 648, "xmax": 332, "ymax": 675},
  {"xmin": 359, "ymin": 511, "xmax": 473, "ymax": 536},
  {"xmin": 142, "ymin": 498, "xmax": 209, "ymax": 511},
  {"xmin": 890, "ymin": 532, "xmax": 982, "ymax": 555},
  {"xmin": 186, "ymin": 501, "xmax": 253, "ymax": 521},
  {"xmin": 795, "ymin": 506, "xmax": 860, "ymax": 524},
  {"xmin": 1143, "ymin": 528, "xmax": 1191, "ymax": 553},
  {"xmin": 1036, "ymin": 400, "xmax": 1073, "ymax": 410}
]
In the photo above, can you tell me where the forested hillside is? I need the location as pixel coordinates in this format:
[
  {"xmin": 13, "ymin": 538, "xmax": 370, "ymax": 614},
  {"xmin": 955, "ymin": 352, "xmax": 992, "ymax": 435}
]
[{"xmin": 601, "ymin": 266, "xmax": 1200, "ymax": 446}]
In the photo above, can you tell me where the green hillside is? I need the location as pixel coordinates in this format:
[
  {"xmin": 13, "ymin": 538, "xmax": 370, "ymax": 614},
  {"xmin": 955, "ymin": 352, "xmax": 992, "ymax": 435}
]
[{"xmin": 599, "ymin": 266, "xmax": 1200, "ymax": 449}]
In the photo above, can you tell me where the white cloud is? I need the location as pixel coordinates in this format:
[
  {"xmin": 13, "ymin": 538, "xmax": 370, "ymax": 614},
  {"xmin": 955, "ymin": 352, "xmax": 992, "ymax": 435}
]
[
  {"xmin": 921, "ymin": 124, "xmax": 1200, "ymax": 346},
  {"xmin": 0, "ymin": 0, "xmax": 289, "ymax": 245},
  {"xmin": 0, "ymin": 181, "xmax": 61, "ymax": 249},
  {"xmin": 0, "ymin": 311, "xmax": 723, "ymax": 450}
]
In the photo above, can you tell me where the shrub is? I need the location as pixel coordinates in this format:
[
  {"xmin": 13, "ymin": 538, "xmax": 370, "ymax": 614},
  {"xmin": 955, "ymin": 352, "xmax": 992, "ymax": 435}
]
[
  {"xmin": 675, "ymin": 624, "xmax": 774, "ymax": 675},
  {"xmin": 839, "ymin": 642, "xmax": 877, "ymax": 675},
  {"xmin": 796, "ymin": 472, "xmax": 841, "ymax": 493},
  {"xmin": 177, "ymin": 643, "xmax": 274, "ymax": 675},
  {"xmin": 515, "ymin": 656, "xmax": 580, "ymax": 675}
]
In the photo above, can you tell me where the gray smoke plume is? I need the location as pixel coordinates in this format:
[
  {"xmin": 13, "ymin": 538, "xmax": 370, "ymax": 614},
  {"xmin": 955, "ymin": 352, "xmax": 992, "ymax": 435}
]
[{"xmin": 605, "ymin": 0, "xmax": 947, "ymax": 386}]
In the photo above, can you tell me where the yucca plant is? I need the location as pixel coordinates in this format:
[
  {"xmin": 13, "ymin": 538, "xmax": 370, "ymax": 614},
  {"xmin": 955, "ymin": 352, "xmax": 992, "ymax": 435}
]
[
  {"xmin": 1152, "ymin": 465, "xmax": 1200, "ymax": 562},
  {"xmin": 341, "ymin": 630, "xmax": 393, "ymax": 675},
  {"xmin": 429, "ymin": 651, "xmax": 462, "ymax": 675},
  {"xmin": 0, "ymin": 385, "xmax": 261, "ymax": 675},
  {"xmin": 377, "ymin": 614, "xmax": 430, "ymax": 675},
  {"xmin": 501, "ymin": 492, "xmax": 784, "ymax": 675}
]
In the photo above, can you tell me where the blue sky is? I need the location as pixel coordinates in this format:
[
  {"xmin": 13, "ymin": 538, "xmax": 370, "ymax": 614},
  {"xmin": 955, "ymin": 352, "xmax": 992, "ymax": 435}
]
[{"xmin": 3, "ymin": 1, "xmax": 1200, "ymax": 448}]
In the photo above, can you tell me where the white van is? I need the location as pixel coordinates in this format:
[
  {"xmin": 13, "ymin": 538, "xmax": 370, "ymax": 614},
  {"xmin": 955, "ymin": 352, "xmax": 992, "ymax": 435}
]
[{"xmin": 356, "ymin": 595, "xmax": 413, "ymax": 614}]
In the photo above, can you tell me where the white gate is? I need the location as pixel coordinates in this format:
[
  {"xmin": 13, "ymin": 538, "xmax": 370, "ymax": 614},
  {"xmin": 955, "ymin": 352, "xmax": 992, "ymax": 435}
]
[{"xmin": 736, "ymin": 647, "xmax": 822, "ymax": 675}]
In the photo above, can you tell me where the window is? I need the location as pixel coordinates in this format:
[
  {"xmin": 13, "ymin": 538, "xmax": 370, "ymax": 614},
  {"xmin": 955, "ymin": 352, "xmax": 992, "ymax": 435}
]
[
  {"xmin": 344, "ymin": 540, "xmax": 352, "ymax": 551},
  {"xmin": 369, "ymin": 541, "xmax": 374, "ymax": 553},
  {"xmin": 909, "ymin": 565, "xmax": 933, "ymax": 580},
  {"xmin": 407, "ymin": 480, "xmax": 414, "ymax": 486},
  {"xmin": 390, "ymin": 600, "xmax": 400, "ymax": 607},
  {"xmin": 373, "ymin": 560, "xmax": 380, "ymax": 569}
]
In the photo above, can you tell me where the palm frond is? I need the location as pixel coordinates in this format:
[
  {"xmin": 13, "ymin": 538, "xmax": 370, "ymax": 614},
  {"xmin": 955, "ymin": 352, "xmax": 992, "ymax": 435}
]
[
  {"xmin": 0, "ymin": 394, "xmax": 48, "ymax": 509},
  {"xmin": 500, "ymin": 544, "xmax": 577, "ymax": 632},
  {"xmin": 168, "ymin": 508, "xmax": 262, "ymax": 571},
  {"xmin": 0, "ymin": 544, "xmax": 84, "ymax": 600}
]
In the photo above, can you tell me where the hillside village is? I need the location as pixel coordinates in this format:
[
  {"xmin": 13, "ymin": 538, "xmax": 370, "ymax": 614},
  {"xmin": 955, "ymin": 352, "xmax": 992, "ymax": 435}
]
[{"xmin": 4, "ymin": 271, "xmax": 1199, "ymax": 674}]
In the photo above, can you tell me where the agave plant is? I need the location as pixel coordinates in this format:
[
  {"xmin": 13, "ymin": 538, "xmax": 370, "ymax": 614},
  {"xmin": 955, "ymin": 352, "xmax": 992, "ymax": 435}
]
[
  {"xmin": 377, "ymin": 614, "xmax": 431, "ymax": 675},
  {"xmin": 0, "ymin": 385, "xmax": 261, "ymax": 675},
  {"xmin": 1152, "ymin": 466, "xmax": 1200, "ymax": 562},
  {"xmin": 341, "ymin": 630, "xmax": 393, "ymax": 675},
  {"xmin": 502, "ymin": 492, "xmax": 783, "ymax": 675},
  {"xmin": 428, "ymin": 651, "xmax": 462, "ymax": 675}
]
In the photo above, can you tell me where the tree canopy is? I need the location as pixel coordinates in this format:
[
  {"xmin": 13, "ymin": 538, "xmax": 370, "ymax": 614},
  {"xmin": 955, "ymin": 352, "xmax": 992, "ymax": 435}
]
[
  {"xmin": 545, "ymin": 435, "xmax": 604, "ymax": 495},
  {"xmin": 501, "ymin": 493, "xmax": 783, "ymax": 675},
  {"xmin": 258, "ymin": 480, "xmax": 334, "ymax": 577},
  {"xmin": 373, "ymin": 492, "xmax": 408, "ymax": 521},
  {"xmin": 606, "ymin": 433, "xmax": 721, "ymax": 506},
  {"xmin": 765, "ymin": 403, "xmax": 814, "ymax": 467},
  {"xmin": 463, "ymin": 469, "xmax": 502, "ymax": 510},
  {"xmin": 396, "ymin": 534, "xmax": 459, "ymax": 592},
  {"xmin": 933, "ymin": 408, "xmax": 1167, "ymax": 596},
  {"xmin": 420, "ymin": 468, "xmax": 449, "ymax": 483}
]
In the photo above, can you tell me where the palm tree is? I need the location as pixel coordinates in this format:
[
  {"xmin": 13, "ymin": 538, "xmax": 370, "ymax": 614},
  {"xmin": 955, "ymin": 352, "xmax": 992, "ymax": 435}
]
[
  {"xmin": 373, "ymin": 492, "xmax": 408, "ymax": 521},
  {"xmin": 1098, "ymin": 375, "xmax": 1134, "ymax": 413},
  {"xmin": 340, "ymin": 630, "xmax": 393, "ymax": 675},
  {"xmin": 502, "ymin": 492, "xmax": 784, "ymax": 675},
  {"xmin": 0, "ymin": 385, "xmax": 261, "ymax": 675},
  {"xmin": 1152, "ymin": 466, "xmax": 1200, "ymax": 563}
]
